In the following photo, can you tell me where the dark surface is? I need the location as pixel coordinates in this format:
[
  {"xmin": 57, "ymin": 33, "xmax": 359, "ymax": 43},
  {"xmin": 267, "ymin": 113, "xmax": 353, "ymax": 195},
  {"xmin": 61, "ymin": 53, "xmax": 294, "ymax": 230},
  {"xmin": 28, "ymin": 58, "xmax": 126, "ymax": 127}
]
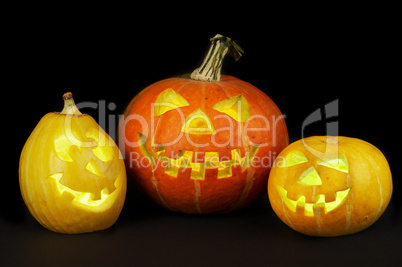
[
  {"xmin": 3, "ymin": 7, "xmax": 401, "ymax": 266},
  {"xmin": 1, "ymin": 184, "xmax": 401, "ymax": 266}
]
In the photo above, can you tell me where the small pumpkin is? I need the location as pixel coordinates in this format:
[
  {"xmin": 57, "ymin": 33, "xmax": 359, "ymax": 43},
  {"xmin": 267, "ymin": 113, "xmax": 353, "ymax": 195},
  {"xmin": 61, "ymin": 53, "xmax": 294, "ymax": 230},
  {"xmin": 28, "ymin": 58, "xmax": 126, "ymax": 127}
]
[
  {"xmin": 19, "ymin": 92, "xmax": 127, "ymax": 234},
  {"xmin": 268, "ymin": 136, "xmax": 392, "ymax": 237},
  {"xmin": 120, "ymin": 34, "xmax": 288, "ymax": 214}
]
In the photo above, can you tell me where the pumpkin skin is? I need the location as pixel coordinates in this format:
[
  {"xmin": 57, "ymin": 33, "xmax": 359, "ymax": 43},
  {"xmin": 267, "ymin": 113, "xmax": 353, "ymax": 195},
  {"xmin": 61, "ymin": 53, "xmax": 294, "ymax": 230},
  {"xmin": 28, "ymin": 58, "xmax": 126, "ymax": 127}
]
[
  {"xmin": 19, "ymin": 93, "xmax": 127, "ymax": 234},
  {"xmin": 120, "ymin": 35, "xmax": 288, "ymax": 214},
  {"xmin": 120, "ymin": 74, "xmax": 288, "ymax": 214},
  {"xmin": 268, "ymin": 136, "xmax": 392, "ymax": 237}
]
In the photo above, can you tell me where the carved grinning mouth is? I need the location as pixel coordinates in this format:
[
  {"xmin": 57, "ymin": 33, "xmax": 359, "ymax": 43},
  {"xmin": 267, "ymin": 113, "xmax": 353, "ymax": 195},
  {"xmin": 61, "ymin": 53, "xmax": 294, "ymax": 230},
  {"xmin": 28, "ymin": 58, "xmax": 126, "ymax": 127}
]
[
  {"xmin": 48, "ymin": 172, "xmax": 122, "ymax": 211},
  {"xmin": 277, "ymin": 186, "xmax": 350, "ymax": 216},
  {"xmin": 49, "ymin": 127, "xmax": 122, "ymax": 211},
  {"xmin": 276, "ymin": 149, "xmax": 352, "ymax": 216},
  {"xmin": 137, "ymin": 133, "xmax": 260, "ymax": 180}
]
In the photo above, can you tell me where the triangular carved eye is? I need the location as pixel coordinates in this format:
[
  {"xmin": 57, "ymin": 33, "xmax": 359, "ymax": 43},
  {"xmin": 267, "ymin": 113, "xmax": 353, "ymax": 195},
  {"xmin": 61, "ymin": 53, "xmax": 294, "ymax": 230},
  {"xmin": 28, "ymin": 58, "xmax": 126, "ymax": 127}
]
[
  {"xmin": 211, "ymin": 95, "xmax": 250, "ymax": 122},
  {"xmin": 278, "ymin": 150, "xmax": 308, "ymax": 168},
  {"xmin": 154, "ymin": 88, "xmax": 190, "ymax": 116},
  {"xmin": 317, "ymin": 154, "xmax": 349, "ymax": 173}
]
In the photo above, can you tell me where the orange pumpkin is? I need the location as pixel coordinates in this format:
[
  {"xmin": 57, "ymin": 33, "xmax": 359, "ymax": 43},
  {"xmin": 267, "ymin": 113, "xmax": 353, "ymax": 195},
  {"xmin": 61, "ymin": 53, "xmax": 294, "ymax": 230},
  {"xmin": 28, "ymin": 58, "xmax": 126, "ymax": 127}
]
[
  {"xmin": 268, "ymin": 136, "xmax": 393, "ymax": 236},
  {"xmin": 19, "ymin": 93, "xmax": 127, "ymax": 234},
  {"xmin": 120, "ymin": 34, "xmax": 288, "ymax": 214}
]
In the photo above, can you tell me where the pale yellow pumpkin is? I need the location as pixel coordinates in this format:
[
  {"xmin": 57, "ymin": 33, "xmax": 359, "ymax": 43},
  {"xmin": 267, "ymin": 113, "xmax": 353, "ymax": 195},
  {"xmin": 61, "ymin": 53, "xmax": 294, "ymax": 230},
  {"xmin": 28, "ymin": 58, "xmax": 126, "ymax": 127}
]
[
  {"xmin": 268, "ymin": 136, "xmax": 392, "ymax": 237},
  {"xmin": 19, "ymin": 93, "xmax": 127, "ymax": 234}
]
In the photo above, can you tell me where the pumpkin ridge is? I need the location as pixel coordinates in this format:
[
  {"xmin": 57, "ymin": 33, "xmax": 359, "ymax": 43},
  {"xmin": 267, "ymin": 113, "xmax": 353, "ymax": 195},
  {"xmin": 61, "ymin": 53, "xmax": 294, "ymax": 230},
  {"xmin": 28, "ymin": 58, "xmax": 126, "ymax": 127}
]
[
  {"xmin": 227, "ymin": 79, "xmax": 283, "ymax": 115},
  {"xmin": 341, "ymin": 141, "xmax": 374, "ymax": 233},
  {"xmin": 215, "ymin": 81, "xmax": 231, "ymax": 99},
  {"xmin": 120, "ymin": 35, "xmax": 289, "ymax": 214},
  {"xmin": 268, "ymin": 136, "xmax": 392, "ymax": 236},
  {"xmin": 24, "ymin": 114, "xmax": 57, "ymax": 230},
  {"xmin": 20, "ymin": 93, "xmax": 127, "ymax": 233},
  {"xmin": 151, "ymin": 80, "xmax": 197, "ymax": 149},
  {"xmin": 44, "ymin": 116, "xmax": 69, "ymax": 231},
  {"xmin": 347, "ymin": 142, "xmax": 385, "ymax": 223},
  {"xmin": 175, "ymin": 80, "xmax": 197, "ymax": 93},
  {"xmin": 201, "ymin": 82, "xmax": 206, "ymax": 111},
  {"xmin": 281, "ymin": 169, "xmax": 295, "ymax": 229},
  {"xmin": 230, "ymin": 113, "xmax": 258, "ymax": 210},
  {"xmin": 194, "ymin": 180, "xmax": 202, "ymax": 214}
]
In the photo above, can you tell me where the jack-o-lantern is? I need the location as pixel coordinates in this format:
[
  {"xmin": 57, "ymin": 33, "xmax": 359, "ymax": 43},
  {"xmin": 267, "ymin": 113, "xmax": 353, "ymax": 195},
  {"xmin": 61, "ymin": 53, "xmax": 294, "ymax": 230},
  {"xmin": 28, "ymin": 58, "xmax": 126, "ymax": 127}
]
[
  {"xmin": 120, "ymin": 34, "xmax": 288, "ymax": 214},
  {"xmin": 19, "ymin": 93, "xmax": 127, "ymax": 234},
  {"xmin": 268, "ymin": 136, "xmax": 392, "ymax": 237}
]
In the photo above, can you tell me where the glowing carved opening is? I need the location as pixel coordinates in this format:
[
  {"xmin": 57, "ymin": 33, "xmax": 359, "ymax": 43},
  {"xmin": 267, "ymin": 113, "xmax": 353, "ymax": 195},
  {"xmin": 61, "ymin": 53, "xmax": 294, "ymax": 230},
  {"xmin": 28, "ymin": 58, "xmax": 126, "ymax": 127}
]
[
  {"xmin": 54, "ymin": 134, "xmax": 78, "ymax": 162},
  {"xmin": 181, "ymin": 109, "xmax": 215, "ymax": 135},
  {"xmin": 137, "ymin": 133, "xmax": 260, "ymax": 180},
  {"xmin": 48, "ymin": 172, "xmax": 121, "ymax": 211},
  {"xmin": 154, "ymin": 88, "xmax": 190, "ymax": 116},
  {"xmin": 86, "ymin": 159, "xmax": 103, "ymax": 177},
  {"xmin": 211, "ymin": 95, "xmax": 250, "ymax": 122},
  {"xmin": 54, "ymin": 127, "xmax": 115, "ymax": 164},
  {"xmin": 279, "ymin": 150, "xmax": 308, "ymax": 168},
  {"xmin": 317, "ymin": 154, "xmax": 349, "ymax": 173},
  {"xmin": 299, "ymin": 167, "xmax": 322, "ymax": 186},
  {"xmin": 277, "ymin": 186, "xmax": 350, "ymax": 216},
  {"xmin": 86, "ymin": 128, "xmax": 115, "ymax": 162}
]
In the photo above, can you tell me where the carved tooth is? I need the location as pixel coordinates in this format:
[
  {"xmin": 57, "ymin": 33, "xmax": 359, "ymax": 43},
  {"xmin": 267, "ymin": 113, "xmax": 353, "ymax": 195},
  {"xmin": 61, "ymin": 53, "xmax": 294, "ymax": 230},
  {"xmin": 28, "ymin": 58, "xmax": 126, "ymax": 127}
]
[
  {"xmin": 324, "ymin": 188, "xmax": 350, "ymax": 213},
  {"xmin": 231, "ymin": 149, "xmax": 242, "ymax": 165},
  {"xmin": 101, "ymin": 188, "xmax": 110, "ymax": 196},
  {"xmin": 190, "ymin": 162, "xmax": 205, "ymax": 180},
  {"xmin": 178, "ymin": 150, "xmax": 193, "ymax": 168},
  {"xmin": 138, "ymin": 134, "xmax": 259, "ymax": 180},
  {"xmin": 315, "ymin": 194, "xmax": 326, "ymax": 204},
  {"xmin": 165, "ymin": 158, "xmax": 180, "ymax": 178},
  {"xmin": 304, "ymin": 203, "xmax": 314, "ymax": 216},
  {"xmin": 277, "ymin": 186, "xmax": 351, "ymax": 216},
  {"xmin": 205, "ymin": 152, "xmax": 219, "ymax": 168},
  {"xmin": 217, "ymin": 161, "xmax": 232, "ymax": 179},
  {"xmin": 241, "ymin": 145, "xmax": 260, "ymax": 171},
  {"xmin": 277, "ymin": 186, "xmax": 298, "ymax": 212}
]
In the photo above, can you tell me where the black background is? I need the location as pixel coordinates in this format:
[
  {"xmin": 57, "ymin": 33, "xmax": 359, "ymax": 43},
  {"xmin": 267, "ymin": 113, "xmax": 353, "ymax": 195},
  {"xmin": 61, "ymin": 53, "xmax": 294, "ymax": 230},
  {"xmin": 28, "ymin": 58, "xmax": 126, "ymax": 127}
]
[{"xmin": 3, "ymin": 4, "xmax": 401, "ymax": 266}]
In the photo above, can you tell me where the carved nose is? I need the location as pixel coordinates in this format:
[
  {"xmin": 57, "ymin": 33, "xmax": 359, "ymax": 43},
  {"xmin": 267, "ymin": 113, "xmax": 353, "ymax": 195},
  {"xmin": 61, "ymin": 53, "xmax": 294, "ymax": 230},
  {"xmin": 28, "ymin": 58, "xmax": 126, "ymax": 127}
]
[
  {"xmin": 181, "ymin": 109, "xmax": 215, "ymax": 135},
  {"xmin": 299, "ymin": 167, "xmax": 322, "ymax": 185}
]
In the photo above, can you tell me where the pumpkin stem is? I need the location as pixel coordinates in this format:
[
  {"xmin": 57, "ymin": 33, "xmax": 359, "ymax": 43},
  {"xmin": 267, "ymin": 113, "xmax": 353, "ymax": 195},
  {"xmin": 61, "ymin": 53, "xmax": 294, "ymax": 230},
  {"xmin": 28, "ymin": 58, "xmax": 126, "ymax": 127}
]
[
  {"xmin": 191, "ymin": 34, "xmax": 244, "ymax": 82},
  {"xmin": 60, "ymin": 92, "xmax": 82, "ymax": 115}
]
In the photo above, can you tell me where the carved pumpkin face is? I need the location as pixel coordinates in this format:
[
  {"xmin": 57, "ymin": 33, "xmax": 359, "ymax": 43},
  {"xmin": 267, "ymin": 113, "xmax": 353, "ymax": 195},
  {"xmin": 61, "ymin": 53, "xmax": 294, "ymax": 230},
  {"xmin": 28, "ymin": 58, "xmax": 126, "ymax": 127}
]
[
  {"xmin": 275, "ymin": 149, "xmax": 351, "ymax": 217},
  {"xmin": 137, "ymin": 87, "xmax": 259, "ymax": 181},
  {"xmin": 19, "ymin": 94, "xmax": 126, "ymax": 234},
  {"xmin": 120, "ymin": 75, "xmax": 289, "ymax": 214},
  {"xmin": 49, "ymin": 124, "xmax": 125, "ymax": 212},
  {"xmin": 268, "ymin": 136, "xmax": 393, "ymax": 237},
  {"xmin": 121, "ymin": 34, "xmax": 288, "ymax": 214}
]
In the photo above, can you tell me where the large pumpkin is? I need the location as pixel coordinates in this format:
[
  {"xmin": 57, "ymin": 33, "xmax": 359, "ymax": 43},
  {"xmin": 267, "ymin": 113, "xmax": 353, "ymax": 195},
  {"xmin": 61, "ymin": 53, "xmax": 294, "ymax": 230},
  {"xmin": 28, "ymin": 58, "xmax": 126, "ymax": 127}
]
[
  {"xmin": 120, "ymin": 34, "xmax": 288, "ymax": 214},
  {"xmin": 19, "ymin": 93, "xmax": 127, "ymax": 234},
  {"xmin": 268, "ymin": 136, "xmax": 392, "ymax": 236}
]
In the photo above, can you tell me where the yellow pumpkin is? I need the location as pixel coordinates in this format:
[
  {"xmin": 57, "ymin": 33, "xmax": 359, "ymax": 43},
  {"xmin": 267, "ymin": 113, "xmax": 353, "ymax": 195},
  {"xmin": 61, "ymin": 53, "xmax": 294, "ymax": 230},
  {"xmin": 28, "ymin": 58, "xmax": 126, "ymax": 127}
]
[
  {"xmin": 268, "ymin": 136, "xmax": 392, "ymax": 237},
  {"xmin": 19, "ymin": 92, "xmax": 127, "ymax": 234}
]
